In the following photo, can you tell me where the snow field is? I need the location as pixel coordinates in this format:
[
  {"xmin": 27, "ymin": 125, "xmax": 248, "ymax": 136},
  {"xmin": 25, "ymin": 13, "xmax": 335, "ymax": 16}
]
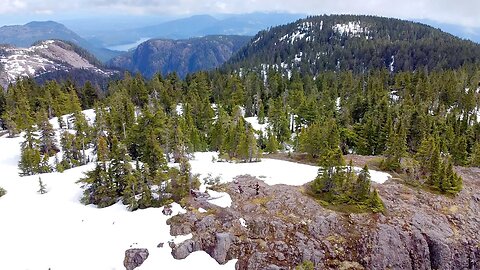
[{"xmin": 0, "ymin": 111, "xmax": 390, "ymax": 269}]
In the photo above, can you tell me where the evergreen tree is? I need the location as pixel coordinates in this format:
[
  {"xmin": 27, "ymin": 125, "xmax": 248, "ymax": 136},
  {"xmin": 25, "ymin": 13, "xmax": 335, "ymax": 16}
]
[
  {"xmin": 382, "ymin": 122, "xmax": 407, "ymax": 172},
  {"xmin": 369, "ymin": 189, "xmax": 384, "ymax": 213},
  {"xmin": 265, "ymin": 128, "xmax": 279, "ymax": 154},
  {"xmin": 38, "ymin": 177, "xmax": 47, "ymax": 194},
  {"xmin": 37, "ymin": 109, "xmax": 58, "ymax": 156},
  {"xmin": 18, "ymin": 127, "xmax": 41, "ymax": 176},
  {"xmin": 469, "ymin": 141, "xmax": 480, "ymax": 167},
  {"xmin": 354, "ymin": 165, "xmax": 372, "ymax": 202}
]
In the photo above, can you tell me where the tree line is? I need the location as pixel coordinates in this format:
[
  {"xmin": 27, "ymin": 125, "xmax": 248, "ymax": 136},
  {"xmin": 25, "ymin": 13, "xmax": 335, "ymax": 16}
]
[{"xmin": 3, "ymin": 65, "xmax": 478, "ymax": 209}]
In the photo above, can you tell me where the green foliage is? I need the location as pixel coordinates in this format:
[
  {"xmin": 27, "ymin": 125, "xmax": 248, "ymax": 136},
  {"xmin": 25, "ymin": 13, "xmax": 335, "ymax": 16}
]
[
  {"xmin": 469, "ymin": 141, "xmax": 480, "ymax": 167},
  {"xmin": 212, "ymin": 106, "xmax": 260, "ymax": 162},
  {"xmin": 0, "ymin": 186, "xmax": 6, "ymax": 197},
  {"xmin": 296, "ymin": 260, "xmax": 314, "ymax": 270},
  {"xmin": 227, "ymin": 14, "xmax": 480, "ymax": 75},
  {"xmin": 311, "ymin": 162, "xmax": 385, "ymax": 213},
  {"xmin": 264, "ymin": 128, "xmax": 279, "ymax": 154},
  {"xmin": 414, "ymin": 136, "xmax": 463, "ymax": 195}
]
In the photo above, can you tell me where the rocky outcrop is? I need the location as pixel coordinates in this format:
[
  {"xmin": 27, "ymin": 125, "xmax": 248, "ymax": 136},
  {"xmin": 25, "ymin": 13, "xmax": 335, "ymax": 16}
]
[
  {"xmin": 168, "ymin": 168, "xmax": 480, "ymax": 270},
  {"xmin": 123, "ymin": 248, "xmax": 149, "ymax": 270}
]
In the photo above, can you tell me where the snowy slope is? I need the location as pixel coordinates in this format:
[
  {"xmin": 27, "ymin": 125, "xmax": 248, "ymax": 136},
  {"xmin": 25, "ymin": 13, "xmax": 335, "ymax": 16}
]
[
  {"xmin": 0, "ymin": 112, "xmax": 390, "ymax": 269},
  {"xmin": 0, "ymin": 113, "xmax": 236, "ymax": 270},
  {"xmin": 0, "ymin": 40, "xmax": 114, "ymax": 87}
]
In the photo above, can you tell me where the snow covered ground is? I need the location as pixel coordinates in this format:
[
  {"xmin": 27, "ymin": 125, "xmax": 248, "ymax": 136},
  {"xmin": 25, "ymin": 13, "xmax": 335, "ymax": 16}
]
[
  {"xmin": 0, "ymin": 134, "xmax": 237, "ymax": 270},
  {"xmin": 190, "ymin": 152, "xmax": 391, "ymax": 186},
  {"xmin": 0, "ymin": 112, "xmax": 390, "ymax": 269}
]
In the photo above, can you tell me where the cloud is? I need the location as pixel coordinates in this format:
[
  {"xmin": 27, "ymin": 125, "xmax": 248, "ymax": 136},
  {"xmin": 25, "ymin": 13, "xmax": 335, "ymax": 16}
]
[
  {"xmin": 0, "ymin": 0, "xmax": 27, "ymax": 13},
  {"xmin": 0, "ymin": 0, "xmax": 479, "ymax": 28}
]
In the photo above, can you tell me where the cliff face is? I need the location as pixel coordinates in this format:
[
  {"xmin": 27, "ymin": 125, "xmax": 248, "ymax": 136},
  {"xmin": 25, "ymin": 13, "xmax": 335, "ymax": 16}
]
[
  {"xmin": 108, "ymin": 35, "xmax": 250, "ymax": 78},
  {"xmin": 169, "ymin": 167, "xmax": 480, "ymax": 269}
]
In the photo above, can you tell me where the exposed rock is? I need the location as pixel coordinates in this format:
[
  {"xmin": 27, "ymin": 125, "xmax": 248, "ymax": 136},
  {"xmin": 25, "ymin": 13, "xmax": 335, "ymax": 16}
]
[
  {"xmin": 212, "ymin": 233, "xmax": 235, "ymax": 264},
  {"xmin": 162, "ymin": 205, "xmax": 173, "ymax": 216},
  {"xmin": 123, "ymin": 248, "xmax": 149, "ymax": 270},
  {"xmin": 171, "ymin": 239, "xmax": 201, "ymax": 260},
  {"xmin": 168, "ymin": 169, "xmax": 480, "ymax": 270}
]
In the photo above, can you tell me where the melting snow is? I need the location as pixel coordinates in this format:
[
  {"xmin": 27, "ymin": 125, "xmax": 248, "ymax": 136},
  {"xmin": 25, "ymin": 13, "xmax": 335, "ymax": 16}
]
[
  {"xmin": 332, "ymin": 21, "xmax": 369, "ymax": 38},
  {"xmin": 279, "ymin": 20, "xmax": 321, "ymax": 44},
  {"xmin": 389, "ymin": 55, "xmax": 395, "ymax": 72},
  {"xmin": 239, "ymin": 218, "xmax": 247, "ymax": 228}
]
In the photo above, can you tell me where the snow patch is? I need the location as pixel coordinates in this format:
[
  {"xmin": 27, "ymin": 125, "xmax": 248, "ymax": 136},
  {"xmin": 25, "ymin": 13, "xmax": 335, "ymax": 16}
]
[
  {"xmin": 207, "ymin": 189, "xmax": 232, "ymax": 208},
  {"xmin": 332, "ymin": 21, "xmax": 369, "ymax": 38},
  {"xmin": 239, "ymin": 218, "xmax": 247, "ymax": 228}
]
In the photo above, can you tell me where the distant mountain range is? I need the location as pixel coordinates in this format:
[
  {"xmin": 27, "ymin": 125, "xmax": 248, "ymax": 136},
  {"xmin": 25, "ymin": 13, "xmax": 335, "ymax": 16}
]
[
  {"xmin": 0, "ymin": 21, "xmax": 121, "ymax": 62},
  {"xmin": 225, "ymin": 15, "xmax": 480, "ymax": 75},
  {"xmin": 108, "ymin": 35, "xmax": 251, "ymax": 78},
  {"xmin": 2, "ymin": 14, "xmax": 480, "ymax": 86},
  {"xmin": 0, "ymin": 40, "xmax": 116, "ymax": 88},
  {"xmin": 81, "ymin": 13, "xmax": 305, "ymax": 49}
]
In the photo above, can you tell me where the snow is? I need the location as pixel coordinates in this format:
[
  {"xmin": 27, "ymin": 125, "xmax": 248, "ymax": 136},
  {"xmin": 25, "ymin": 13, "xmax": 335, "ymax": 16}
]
[
  {"xmin": 279, "ymin": 21, "xmax": 321, "ymax": 44},
  {"xmin": 0, "ymin": 108, "xmax": 392, "ymax": 269},
  {"xmin": 176, "ymin": 104, "xmax": 184, "ymax": 116},
  {"xmin": 190, "ymin": 152, "xmax": 391, "ymax": 185},
  {"xmin": 0, "ymin": 112, "xmax": 237, "ymax": 270},
  {"xmin": 336, "ymin": 97, "xmax": 341, "ymax": 110},
  {"xmin": 207, "ymin": 189, "xmax": 232, "ymax": 208},
  {"xmin": 332, "ymin": 21, "xmax": 369, "ymax": 37},
  {"xmin": 389, "ymin": 55, "xmax": 395, "ymax": 72},
  {"xmin": 245, "ymin": 117, "xmax": 269, "ymax": 134},
  {"xmin": 239, "ymin": 218, "xmax": 247, "ymax": 228},
  {"xmin": 198, "ymin": 207, "xmax": 207, "ymax": 213}
]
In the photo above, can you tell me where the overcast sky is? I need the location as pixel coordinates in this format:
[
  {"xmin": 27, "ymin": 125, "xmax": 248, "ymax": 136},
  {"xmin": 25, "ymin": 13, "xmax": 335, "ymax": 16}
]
[{"xmin": 0, "ymin": 0, "xmax": 478, "ymax": 29}]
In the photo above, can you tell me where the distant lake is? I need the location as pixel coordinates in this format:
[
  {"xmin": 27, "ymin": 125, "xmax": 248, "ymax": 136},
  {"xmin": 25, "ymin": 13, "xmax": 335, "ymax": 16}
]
[{"xmin": 107, "ymin": 37, "xmax": 151, "ymax": 51}]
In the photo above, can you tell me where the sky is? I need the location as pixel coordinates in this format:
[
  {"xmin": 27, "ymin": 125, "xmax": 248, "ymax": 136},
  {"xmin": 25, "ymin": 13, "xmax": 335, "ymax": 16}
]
[{"xmin": 0, "ymin": 0, "xmax": 478, "ymax": 32}]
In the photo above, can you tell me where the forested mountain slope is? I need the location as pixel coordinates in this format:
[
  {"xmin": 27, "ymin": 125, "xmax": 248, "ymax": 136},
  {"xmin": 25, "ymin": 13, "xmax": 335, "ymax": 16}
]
[
  {"xmin": 108, "ymin": 35, "xmax": 251, "ymax": 78},
  {"xmin": 225, "ymin": 15, "xmax": 480, "ymax": 75}
]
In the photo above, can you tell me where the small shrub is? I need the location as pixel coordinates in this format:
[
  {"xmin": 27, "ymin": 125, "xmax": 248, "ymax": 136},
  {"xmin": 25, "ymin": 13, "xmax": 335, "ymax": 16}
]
[{"xmin": 0, "ymin": 187, "xmax": 6, "ymax": 197}]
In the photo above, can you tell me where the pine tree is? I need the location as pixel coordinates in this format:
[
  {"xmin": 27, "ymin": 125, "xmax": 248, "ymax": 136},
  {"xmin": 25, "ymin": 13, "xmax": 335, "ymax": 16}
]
[
  {"xmin": 73, "ymin": 111, "xmax": 90, "ymax": 165},
  {"xmin": 38, "ymin": 177, "xmax": 47, "ymax": 194},
  {"xmin": 369, "ymin": 189, "xmax": 384, "ymax": 213},
  {"xmin": 427, "ymin": 145, "xmax": 442, "ymax": 188},
  {"xmin": 38, "ymin": 109, "xmax": 58, "ymax": 156},
  {"xmin": 382, "ymin": 122, "xmax": 407, "ymax": 172},
  {"xmin": 469, "ymin": 141, "xmax": 480, "ymax": 167},
  {"xmin": 258, "ymin": 100, "xmax": 265, "ymax": 124},
  {"xmin": 265, "ymin": 129, "xmax": 279, "ymax": 154},
  {"xmin": 354, "ymin": 165, "xmax": 372, "ymax": 202},
  {"xmin": 18, "ymin": 127, "xmax": 41, "ymax": 176}
]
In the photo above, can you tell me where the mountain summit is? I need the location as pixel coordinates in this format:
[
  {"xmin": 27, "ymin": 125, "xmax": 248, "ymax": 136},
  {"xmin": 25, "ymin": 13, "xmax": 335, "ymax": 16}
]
[
  {"xmin": 225, "ymin": 15, "xmax": 480, "ymax": 75},
  {"xmin": 0, "ymin": 21, "xmax": 119, "ymax": 62}
]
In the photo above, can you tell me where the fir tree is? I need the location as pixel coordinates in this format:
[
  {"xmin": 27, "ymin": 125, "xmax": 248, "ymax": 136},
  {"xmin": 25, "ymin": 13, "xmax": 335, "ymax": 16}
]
[
  {"xmin": 38, "ymin": 109, "xmax": 58, "ymax": 156},
  {"xmin": 354, "ymin": 165, "xmax": 372, "ymax": 202},
  {"xmin": 265, "ymin": 129, "xmax": 279, "ymax": 154},
  {"xmin": 18, "ymin": 127, "xmax": 41, "ymax": 176},
  {"xmin": 369, "ymin": 189, "xmax": 384, "ymax": 213},
  {"xmin": 469, "ymin": 141, "xmax": 480, "ymax": 167},
  {"xmin": 38, "ymin": 177, "xmax": 47, "ymax": 194}
]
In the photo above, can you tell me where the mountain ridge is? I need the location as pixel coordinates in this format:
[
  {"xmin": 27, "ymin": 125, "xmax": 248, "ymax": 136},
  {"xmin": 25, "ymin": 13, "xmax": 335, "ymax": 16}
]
[
  {"xmin": 0, "ymin": 40, "xmax": 116, "ymax": 89},
  {"xmin": 0, "ymin": 21, "xmax": 120, "ymax": 62},
  {"xmin": 224, "ymin": 14, "xmax": 480, "ymax": 75},
  {"xmin": 108, "ymin": 35, "xmax": 251, "ymax": 78}
]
